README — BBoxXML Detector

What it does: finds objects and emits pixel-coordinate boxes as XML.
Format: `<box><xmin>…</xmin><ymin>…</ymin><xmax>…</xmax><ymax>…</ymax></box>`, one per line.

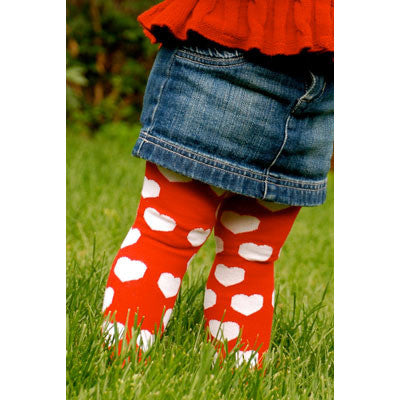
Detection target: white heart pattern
<box><xmin>235</xmin><ymin>350</ymin><xmax>259</xmax><ymax>367</ymax></box>
<box><xmin>238</xmin><ymin>242</ymin><xmax>273</xmax><ymax>262</ymax></box>
<box><xmin>214</xmin><ymin>235</ymin><xmax>224</xmax><ymax>254</ymax></box>
<box><xmin>220</xmin><ymin>211</ymin><xmax>260</xmax><ymax>234</ymax></box>
<box><xmin>102</xmin><ymin>321</ymin><xmax>125</xmax><ymax>343</ymax></box>
<box><xmin>120</xmin><ymin>228</ymin><xmax>141</xmax><ymax>248</ymax></box>
<box><xmin>231</xmin><ymin>294</ymin><xmax>264</xmax><ymax>316</ymax></box>
<box><xmin>187</xmin><ymin>227</ymin><xmax>211</xmax><ymax>246</ymax></box>
<box><xmin>114</xmin><ymin>257</ymin><xmax>147</xmax><ymax>282</ymax></box>
<box><xmin>209</xmin><ymin>320</ymin><xmax>240</xmax><ymax>342</ymax></box>
<box><xmin>203</xmin><ymin>288</ymin><xmax>217</xmax><ymax>309</ymax></box>
<box><xmin>136</xmin><ymin>329</ymin><xmax>155</xmax><ymax>352</ymax></box>
<box><xmin>141</xmin><ymin>176</ymin><xmax>160</xmax><ymax>198</ymax></box>
<box><xmin>214</xmin><ymin>264</ymin><xmax>245</xmax><ymax>287</ymax></box>
<box><xmin>212</xmin><ymin>352</ymin><xmax>219</xmax><ymax>368</ymax></box>
<box><xmin>157</xmin><ymin>165</ymin><xmax>192</xmax><ymax>182</ymax></box>
<box><xmin>186</xmin><ymin>253</ymin><xmax>196</xmax><ymax>270</ymax></box>
<box><xmin>257</xmin><ymin>199</ymin><xmax>290</xmax><ymax>212</ymax></box>
<box><xmin>102</xmin><ymin>287</ymin><xmax>114</xmax><ymax>311</ymax></box>
<box><xmin>158</xmin><ymin>273</ymin><xmax>181</xmax><ymax>298</ymax></box>
<box><xmin>143</xmin><ymin>207</ymin><xmax>176</xmax><ymax>231</ymax></box>
<box><xmin>163</xmin><ymin>308</ymin><xmax>173</xmax><ymax>329</ymax></box>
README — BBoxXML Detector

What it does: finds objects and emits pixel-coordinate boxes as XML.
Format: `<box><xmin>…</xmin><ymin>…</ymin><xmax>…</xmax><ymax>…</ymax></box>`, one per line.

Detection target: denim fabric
<box><xmin>132</xmin><ymin>38</ymin><xmax>334</xmax><ymax>206</ymax></box>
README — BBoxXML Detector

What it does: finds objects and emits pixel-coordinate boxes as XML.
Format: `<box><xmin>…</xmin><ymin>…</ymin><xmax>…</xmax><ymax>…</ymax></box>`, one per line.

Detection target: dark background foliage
<box><xmin>66</xmin><ymin>0</ymin><xmax>159</xmax><ymax>134</ymax></box>
<box><xmin>65</xmin><ymin>0</ymin><xmax>334</xmax><ymax>169</ymax></box>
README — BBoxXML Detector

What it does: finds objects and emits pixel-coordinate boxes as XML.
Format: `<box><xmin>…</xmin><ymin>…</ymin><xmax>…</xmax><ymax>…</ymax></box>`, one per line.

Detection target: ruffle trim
<box><xmin>138</xmin><ymin>0</ymin><xmax>333</xmax><ymax>56</ymax></box>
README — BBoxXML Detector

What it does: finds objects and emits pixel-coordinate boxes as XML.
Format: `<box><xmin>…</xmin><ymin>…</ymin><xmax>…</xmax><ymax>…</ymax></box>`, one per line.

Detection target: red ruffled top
<box><xmin>138</xmin><ymin>0</ymin><xmax>334</xmax><ymax>56</ymax></box>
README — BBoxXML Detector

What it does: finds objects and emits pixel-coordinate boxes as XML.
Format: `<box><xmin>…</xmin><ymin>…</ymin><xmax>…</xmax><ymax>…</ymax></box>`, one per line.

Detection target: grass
<box><xmin>67</xmin><ymin>123</ymin><xmax>333</xmax><ymax>399</ymax></box>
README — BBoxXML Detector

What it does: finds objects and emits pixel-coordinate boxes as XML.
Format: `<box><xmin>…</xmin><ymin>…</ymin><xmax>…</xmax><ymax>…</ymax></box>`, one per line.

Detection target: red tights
<box><xmin>102</xmin><ymin>162</ymin><xmax>300</xmax><ymax>367</ymax></box>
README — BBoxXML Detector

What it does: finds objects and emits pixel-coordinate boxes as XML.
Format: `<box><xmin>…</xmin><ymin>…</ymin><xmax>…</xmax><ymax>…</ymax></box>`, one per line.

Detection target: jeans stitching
<box><xmin>139</xmin><ymin>137</ymin><xmax>264</xmax><ymax>182</ymax></box>
<box><xmin>175</xmin><ymin>53</ymin><xmax>246</xmax><ymax>68</ymax></box>
<box><xmin>291</xmin><ymin>71</ymin><xmax>318</xmax><ymax>114</ymax></box>
<box><xmin>148</xmin><ymin>49</ymin><xmax>178</xmax><ymax>134</ymax></box>
<box><xmin>268</xmin><ymin>172</ymin><xmax>327</xmax><ymax>185</ymax></box>
<box><xmin>137</xmin><ymin>133</ymin><xmax>328</xmax><ymax>191</ymax></box>
<box><xmin>304</xmin><ymin>79</ymin><xmax>327</xmax><ymax>103</ymax></box>
<box><xmin>263</xmin><ymin>112</ymin><xmax>291</xmax><ymax>199</ymax></box>
<box><xmin>267</xmin><ymin>181</ymin><xmax>326</xmax><ymax>192</ymax></box>
<box><xmin>142</xmin><ymin>132</ymin><xmax>264</xmax><ymax>178</ymax></box>
<box><xmin>136</xmin><ymin>134</ymin><xmax>145</xmax><ymax>154</ymax></box>
<box><xmin>180</xmin><ymin>46</ymin><xmax>244</xmax><ymax>59</ymax></box>
<box><xmin>177</xmin><ymin>48</ymin><xmax>244</xmax><ymax>60</ymax></box>
<box><xmin>262</xmin><ymin>70</ymin><xmax>326</xmax><ymax>198</ymax></box>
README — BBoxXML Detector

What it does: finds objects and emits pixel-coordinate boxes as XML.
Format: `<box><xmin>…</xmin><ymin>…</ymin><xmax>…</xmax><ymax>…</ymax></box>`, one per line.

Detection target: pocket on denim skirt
<box><xmin>175</xmin><ymin>38</ymin><xmax>246</xmax><ymax>67</ymax></box>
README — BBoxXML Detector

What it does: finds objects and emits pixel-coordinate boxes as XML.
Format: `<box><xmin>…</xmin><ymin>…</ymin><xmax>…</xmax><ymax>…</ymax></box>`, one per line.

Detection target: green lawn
<box><xmin>67</xmin><ymin>123</ymin><xmax>333</xmax><ymax>399</ymax></box>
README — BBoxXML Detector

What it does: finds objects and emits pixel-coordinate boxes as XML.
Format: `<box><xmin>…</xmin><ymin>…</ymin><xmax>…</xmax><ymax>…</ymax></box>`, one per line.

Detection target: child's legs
<box><xmin>204</xmin><ymin>195</ymin><xmax>300</xmax><ymax>366</ymax></box>
<box><xmin>102</xmin><ymin>162</ymin><xmax>225</xmax><ymax>351</ymax></box>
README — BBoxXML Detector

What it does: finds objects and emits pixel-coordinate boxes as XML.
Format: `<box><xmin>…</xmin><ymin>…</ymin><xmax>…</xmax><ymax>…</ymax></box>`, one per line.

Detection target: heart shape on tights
<box><xmin>208</xmin><ymin>320</ymin><xmax>240</xmax><ymax>342</ymax></box>
<box><xmin>220</xmin><ymin>211</ymin><xmax>260</xmax><ymax>234</ymax></box>
<box><xmin>158</xmin><ymin>273</ymin><xmax>181</xmax><ymax>298</ymax></box>
<box><xmin>143</xmin><ymin>207</ymin><xmax>176</xmax><ymax>232</ymax></box>
<box><xmin>214</xmin><ymin>264</ymin><xmax>245</xmax><ymax>287</ymax></box>
<box><xmin>102</xmin><ymin>321</ymin><xmax>125</xmax><ymax>343</ymax></box>
<box><xmin>102</xmin><ymin>287</ymin><xmax>114</xmax><ymax>311</ymax></box>
<box><xmin>141</xmin><ymin>176</ymin><xmax>160</xmax><ymax>198</ymax></box>
<box><xmin>231</xmin><ymin>294</ymin><xmax>264</xmax><ymax>316</ymax></box>
<box><xmin>203</xmin><ymin>288</ymin><xmax>217</xmax><ymax>309</ymax></box>
<box><xmin>235</xmin><ymin>350</ymin><xmax>259</xmax><ymax>367</ymax></box>
<box><xmin>136</xmin><ymin>329</ymin><xmax>155</xmax><ymax>352</ymax></box>
<box><xmin>214</xmin><ymin>235</ymin><xmax>224</xmax><ymax>253</ymax></box>
<box><xmin>114</xmin><ymin>257</ymin><xmax>147</xmax><ymax>282</ymax></box>
<box><xmin>163</xmin><ymin>308</ymin><xmax>173</xmax><ymax>329</ymax></box>
<box><xmin>187</xmin><ymin>227</ymin><xmax>211</xmax><ymax>246</ymax></box>
<box><xmin>238</xmin><ymin>242</ymin><xmax>273</xmax><ymax>262</ymax></box>
<box><xmin>120</xmin><ymin>228</ymin><xmax>141</xmax><ymax>248</ymax></box>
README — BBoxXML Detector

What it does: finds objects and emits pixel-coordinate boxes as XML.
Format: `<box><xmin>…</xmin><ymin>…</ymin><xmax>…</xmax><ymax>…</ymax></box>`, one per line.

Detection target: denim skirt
<box><xmin>132</xmin><ymin>37</ymin><xmax>334</xmax><ymax>206</ymax></box>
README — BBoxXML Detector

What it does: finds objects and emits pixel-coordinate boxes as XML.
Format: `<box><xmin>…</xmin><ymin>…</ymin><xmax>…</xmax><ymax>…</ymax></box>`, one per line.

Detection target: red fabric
<box><xmin>138</xmin><ymin>0</ymin><xmax>333</xmax><ymax>56</ymax></box>
<box><xmin>103</xmin><ymin>162</ymin><xmax>300</xmax><ymax>367</ymax></box>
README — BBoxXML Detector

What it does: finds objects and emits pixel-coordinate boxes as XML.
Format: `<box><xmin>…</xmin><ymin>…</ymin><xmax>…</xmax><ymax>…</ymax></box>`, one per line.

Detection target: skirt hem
<box><xmin>132</xmin><ymin>131</ymin><xmax>327</xmax><ymax>207</ymax></box>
